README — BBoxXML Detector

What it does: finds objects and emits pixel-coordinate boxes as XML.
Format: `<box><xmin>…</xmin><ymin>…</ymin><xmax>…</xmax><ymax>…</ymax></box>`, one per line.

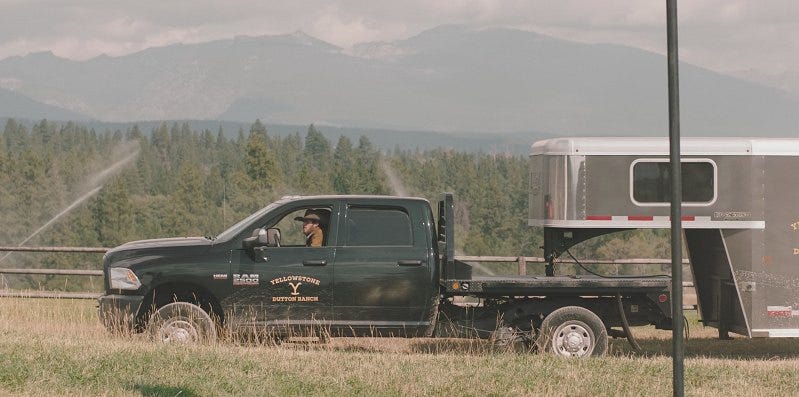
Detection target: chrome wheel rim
<box><xmin>552</xmin><ymin>322</ymin><xmax>594</xmax><ymax>357</ymax></box>
<box><xmin>158</xmin><ymin>319</ymin><xmax>199</xmax><ymax>343</ymax></box>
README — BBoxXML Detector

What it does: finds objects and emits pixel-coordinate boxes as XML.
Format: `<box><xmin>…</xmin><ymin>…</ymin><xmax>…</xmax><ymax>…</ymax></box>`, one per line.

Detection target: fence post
<box><xmin>517</xmin><ymin>256</ymin><xmax>526</xmax><ymax>276</ymax></box>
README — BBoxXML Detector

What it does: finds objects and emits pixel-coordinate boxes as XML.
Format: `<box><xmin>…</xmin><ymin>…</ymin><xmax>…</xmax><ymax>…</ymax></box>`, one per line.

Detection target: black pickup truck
<box><xmin>99</xmin><ymin>193</ymin><xmax>672</xmax><ymax>357</ymax></box>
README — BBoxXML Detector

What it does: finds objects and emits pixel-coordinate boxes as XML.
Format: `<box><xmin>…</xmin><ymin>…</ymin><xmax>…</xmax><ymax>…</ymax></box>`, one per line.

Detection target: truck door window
<box><xmin>272</xmin><ymin>207</ymin><xmax>332</xmax><ymax>246</ymax></box>
<box><xmin>345</xmin><ymin>207</ymin><xmax>412</xmax><ymax>246</ymax></box>
<box><xmin>631</xmin><ymin>159</ymin><xmax>716</xmax><ymax>205</ymax></box>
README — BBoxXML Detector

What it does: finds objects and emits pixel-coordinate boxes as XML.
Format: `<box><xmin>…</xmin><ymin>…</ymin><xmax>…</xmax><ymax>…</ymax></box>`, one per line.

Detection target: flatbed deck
<box><xmin>441</xmin><ymin>275</ymin><xmax>671</xmax><ymax>296</ymax></box>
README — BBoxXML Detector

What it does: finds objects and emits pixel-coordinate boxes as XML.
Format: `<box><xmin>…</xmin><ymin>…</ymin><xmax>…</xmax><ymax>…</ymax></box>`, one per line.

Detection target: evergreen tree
<box><xmin>275</xmin><ymin>132</ymin><xmax>302</xmax><ymax>185</ymax></box>
<box><xmin>165</xmin><ymin>162</ymin><xmax>215</xmax><ymax>236</ymax></box>
<box><xmin>243</xmin><ymin>121</ymin><xmax>281</xmax><ymax>189</ymax></box>
<box><xmin>332</xmin><ymin>135</ymin><xmax>354</xmax><ymax>193</ymax></box>
<box><xmin>91</xmin><ymin>178</ymin><xmax>134</xmax><ymax>246</ymax></box>
<box><xmin>353</xmin><ymin>135</ymin><xmax>386</xmax><ymax>194</ymax></box>
<box><xmin>286</xmin><ymin>125</ymin><xmax>332</xmax><ymax>193</ymax></box>
<box><xmin>0</xmin><ymin>126</ymin><xmax>5</xmax><ymax>169</ymax></box>
<box><xmin>3</xmin><ymin>118</ymin><xmax>28</xmax><ymax>152</ymax></box>
<box><xmin>127</xmin><ymin>124</ymin><xmax>143</xmax><ymax>141</ymax></box>
<box><xmin>303</xmin><ymin>124</ymin><xmax>332</xmax><ymax>165</ymax></box>
<box><xmin>31</xmin><ymin>119</ymin><xmax>55</xmax><ymax>151</ymax></box>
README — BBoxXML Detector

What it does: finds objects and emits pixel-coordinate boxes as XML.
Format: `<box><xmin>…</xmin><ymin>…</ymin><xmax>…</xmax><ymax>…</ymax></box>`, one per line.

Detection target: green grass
<box><xmin>1</xmin><ymin>299</ymin><xmax>799</xmax><ymax>396</ymax></box>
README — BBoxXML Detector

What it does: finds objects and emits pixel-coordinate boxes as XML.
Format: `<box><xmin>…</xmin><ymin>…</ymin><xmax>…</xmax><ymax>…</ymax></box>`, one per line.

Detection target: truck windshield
<box><xmin>214</xmin><ymin>202</ymin><xmax>281</xmax><ymax>242</ymax></box>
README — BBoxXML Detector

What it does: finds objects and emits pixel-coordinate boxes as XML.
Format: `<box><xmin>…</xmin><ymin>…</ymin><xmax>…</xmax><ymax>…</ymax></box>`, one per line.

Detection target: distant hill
<box><xmin>1</xmin><ymin>25</ymin><xmax>797</xmax><ymax>136</ymax></box>
<box><xmin>0</xmin><ymin>88</ymin><xmax>89</xmax><ymax>121</ymax></box>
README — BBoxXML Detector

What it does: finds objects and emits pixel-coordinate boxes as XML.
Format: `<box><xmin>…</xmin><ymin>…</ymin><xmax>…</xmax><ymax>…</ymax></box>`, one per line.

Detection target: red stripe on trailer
<box><xmin>584</xmin><ymin>215</ymin><xmax>709</xmax><ymax>223</ymax></box>
<box><xmin>767</xmin><ymin>306</ymin><xmax>793</xmax><ymax>317</ymax></box>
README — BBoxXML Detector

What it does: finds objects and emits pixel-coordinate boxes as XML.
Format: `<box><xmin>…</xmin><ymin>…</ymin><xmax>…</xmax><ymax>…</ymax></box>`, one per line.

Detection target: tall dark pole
<box><xmin>666</xmin><ymin>0</ymin><xmax>685</xmax><ymax>395</ymax></box>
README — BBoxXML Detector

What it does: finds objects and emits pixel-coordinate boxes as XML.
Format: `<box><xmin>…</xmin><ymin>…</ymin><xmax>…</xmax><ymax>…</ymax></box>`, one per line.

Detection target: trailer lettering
<box><xmin>713</xmin><ymin>211</ymin><xmax>751</xmax><ymax>220</ymax></box>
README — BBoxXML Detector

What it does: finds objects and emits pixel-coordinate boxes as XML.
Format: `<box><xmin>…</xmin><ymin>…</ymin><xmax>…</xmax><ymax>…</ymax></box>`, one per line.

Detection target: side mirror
<box><xmin>243</xmin><ymin>227</ymin><xmax>282</xmax><ymax>250</ymax></box>
<box><xmin>265</xmin><ymin>228</ymin><xmax>281</xmax><ymax>247</ymax></box>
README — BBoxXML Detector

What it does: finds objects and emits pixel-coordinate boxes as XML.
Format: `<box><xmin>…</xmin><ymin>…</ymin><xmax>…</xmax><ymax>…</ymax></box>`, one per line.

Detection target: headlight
<box><xmin>108</xmin><ymin>267</ymin><xmax>142</xmax><ymax>290</ymax></box>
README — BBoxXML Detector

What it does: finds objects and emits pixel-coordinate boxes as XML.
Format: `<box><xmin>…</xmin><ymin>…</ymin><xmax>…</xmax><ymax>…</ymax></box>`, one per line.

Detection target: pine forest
<box><xmin>0</xmin><ymin>119</ymin><xmax>670</xmax><ymax>291</ymax></box>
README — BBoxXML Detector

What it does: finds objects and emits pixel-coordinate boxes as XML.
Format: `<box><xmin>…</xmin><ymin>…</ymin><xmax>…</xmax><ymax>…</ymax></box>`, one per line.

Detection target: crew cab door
<box><xmin>231</xmin><ymin>203</ymin><xmax>336</xmax><ymax>330</ymax></box>
<box><xmin>332</xmin><ymin>201</ymin><xmax>436</xmax><ymax>336</ymax></box>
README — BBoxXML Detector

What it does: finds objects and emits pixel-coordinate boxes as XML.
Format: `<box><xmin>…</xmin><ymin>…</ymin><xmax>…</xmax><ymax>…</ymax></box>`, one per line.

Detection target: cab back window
<box><xmin>345</xmin><ymin>207</ymin><xmax>412</xmax><ymax>246</ymax></box>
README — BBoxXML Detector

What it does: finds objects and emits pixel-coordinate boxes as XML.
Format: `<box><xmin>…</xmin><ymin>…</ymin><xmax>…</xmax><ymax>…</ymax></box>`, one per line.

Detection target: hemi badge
<box><xmin>213</xmin><ymin>274</ymin><xmax>228</xmax><ymax>280</ymax></box>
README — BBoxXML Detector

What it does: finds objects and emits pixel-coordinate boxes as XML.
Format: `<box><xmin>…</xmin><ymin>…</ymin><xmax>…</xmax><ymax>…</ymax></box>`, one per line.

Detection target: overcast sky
<box><xmin>1</xmin><ymin>1</ymin><xmax>797</xmax><ymax>83</ymax></box>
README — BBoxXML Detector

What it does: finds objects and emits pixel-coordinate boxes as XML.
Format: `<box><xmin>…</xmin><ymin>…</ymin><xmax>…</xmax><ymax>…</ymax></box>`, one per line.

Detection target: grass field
<box><xmin>1</xmin><ymin>298</ymin><xmax>799</xmax><ymax>396</ymax></box>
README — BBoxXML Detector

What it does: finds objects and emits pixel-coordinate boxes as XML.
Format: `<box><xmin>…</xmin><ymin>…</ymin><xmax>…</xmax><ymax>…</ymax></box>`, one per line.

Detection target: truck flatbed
<box><xmin>442</xmin><ymin>275</ymin><xmax>671</xmax><ymax>296</ymax></box>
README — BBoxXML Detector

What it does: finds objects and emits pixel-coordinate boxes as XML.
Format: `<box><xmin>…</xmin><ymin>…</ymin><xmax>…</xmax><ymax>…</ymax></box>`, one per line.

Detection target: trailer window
<box><xmin>632</xmin><ymin>160</ymin><xmax>716</xmax><ymax>205</ymax></box>
<box><xmin>345</xmin><ymin>207</ymin><xmax>413</xmax><ymax>246</ymax></box>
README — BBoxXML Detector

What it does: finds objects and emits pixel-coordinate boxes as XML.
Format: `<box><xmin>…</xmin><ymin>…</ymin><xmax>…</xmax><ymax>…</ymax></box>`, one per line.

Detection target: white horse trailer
<box><xmin>529</xmin><ymin>137</ymin><xmax>799</xmax><ymax>338</ymax></box>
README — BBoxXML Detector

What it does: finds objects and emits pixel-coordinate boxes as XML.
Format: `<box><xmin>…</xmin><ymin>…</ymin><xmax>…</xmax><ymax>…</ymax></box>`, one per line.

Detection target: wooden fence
<box><xmin>0</xmin><ymin>246</ymin><xmax>107</xmax><ymax>299</ymax></box>
<box><xmin>0</xmin><ymin>246</ymin><xmax>693</xmax><ymax>300</ymax></box>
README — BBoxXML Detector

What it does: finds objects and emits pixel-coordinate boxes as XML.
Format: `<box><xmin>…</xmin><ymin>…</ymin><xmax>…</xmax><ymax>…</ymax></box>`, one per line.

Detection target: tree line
<box><xmin>0</xmin><ymin>119</ymin><xmax>668</xmax><ymax>291</ymax></box>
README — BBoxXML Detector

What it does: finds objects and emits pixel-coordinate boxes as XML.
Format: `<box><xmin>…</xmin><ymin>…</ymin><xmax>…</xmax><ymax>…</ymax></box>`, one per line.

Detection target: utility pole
<box><xmin>666</xmin><ymin>0</ymin><xmax>685</xmax><ymax>395</ymax></box>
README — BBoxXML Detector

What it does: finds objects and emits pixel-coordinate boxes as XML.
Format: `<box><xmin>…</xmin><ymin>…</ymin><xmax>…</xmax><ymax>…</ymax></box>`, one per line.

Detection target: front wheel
<box><xmin>148</xmin><ymin>302</ymin><xmax>218</xmax><ymax>344</ymax></box>
<box><xmin>536</xmin><ymin>306</ymin><xmax>608</xmax><ymax>357</ymax></box>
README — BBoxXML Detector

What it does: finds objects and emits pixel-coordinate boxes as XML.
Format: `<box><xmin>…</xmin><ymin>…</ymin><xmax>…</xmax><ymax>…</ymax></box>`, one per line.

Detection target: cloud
<box><xmin>100</xmin><ymin>16</ymin><xmax>151</xmax><ymax>40</ymax></box>
<box><xmin>0</xmin><ymin>0</ymin><xmax>796</xmax><ymax>85</ymax></box>
<box><xmin>310</xmin><ymin>11</ymin><xmax>378</xmax><ymax>47</ymax></box>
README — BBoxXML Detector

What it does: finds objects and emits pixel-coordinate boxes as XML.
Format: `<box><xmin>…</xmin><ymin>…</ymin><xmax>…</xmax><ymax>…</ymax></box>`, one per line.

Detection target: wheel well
<box><xmin>136</xmin><ymin>283</ymin><xmax>224</xmax><ymax>331</ymax></box>
<box><xmin>495</xmin><ymin>298</ymin><xmax>612</xmax><ymax>332</ymax></box>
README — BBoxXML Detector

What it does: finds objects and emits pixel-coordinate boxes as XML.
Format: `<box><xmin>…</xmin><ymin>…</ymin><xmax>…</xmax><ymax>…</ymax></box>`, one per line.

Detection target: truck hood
<box><xmin>103</xmin><ymin>237</ymin><xmax>216</xmax><ymax>269</ymax></box>
<box><xmin>104</xmin><ymin>237</ymin><xmax>213</xmax><ymax>264</ymax></box>
<box><xmin>111</xmin><ymin>237</ymin><xmax>212</xmax><ymax>252</ymax></box>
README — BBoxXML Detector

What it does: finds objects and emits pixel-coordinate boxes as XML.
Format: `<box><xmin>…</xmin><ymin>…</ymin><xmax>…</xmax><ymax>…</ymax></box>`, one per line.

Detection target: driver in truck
<box><xmin>295</xmin><ymin>210</ymin><xmax>324</xmax><ymax>247</ymax></box>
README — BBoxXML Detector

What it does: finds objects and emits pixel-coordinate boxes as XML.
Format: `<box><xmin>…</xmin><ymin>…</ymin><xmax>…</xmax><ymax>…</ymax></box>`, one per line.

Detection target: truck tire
<box><xmin>148</xmin><ymin>302</ymin><xmax>218</xmax><ymax>344</ymax></box>
<box><xmin>536</xmin><ymin>306</ymin><xmax>608</xmax><ymax>357</ymax></box>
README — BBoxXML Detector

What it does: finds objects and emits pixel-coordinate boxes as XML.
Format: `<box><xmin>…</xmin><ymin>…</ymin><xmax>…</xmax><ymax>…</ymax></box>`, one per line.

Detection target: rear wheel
<box><xmin>536</xmin><ymin>306</ymin><xmax>608</xmax><ymax>357</ymax></box>
<box><xmin>148</xmin><ymin>302</ymin><xmax>218</xmax><ymax>344</ymax></box>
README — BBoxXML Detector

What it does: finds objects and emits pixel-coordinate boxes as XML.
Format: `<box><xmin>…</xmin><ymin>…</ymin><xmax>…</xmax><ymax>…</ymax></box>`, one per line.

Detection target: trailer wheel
<box><xmin>536</xmin><ymin>306</ymin><xmax>608</xmax><ymax>357</ymax></box>
<box><xmin>148</xmin><ymin>302</ymin><xmax>218</xmax><ymax>344</ymax></box>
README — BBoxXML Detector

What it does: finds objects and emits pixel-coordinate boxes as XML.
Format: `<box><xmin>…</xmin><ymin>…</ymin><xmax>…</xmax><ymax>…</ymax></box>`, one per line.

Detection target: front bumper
<box><xmin>98</xmin><ymin>294</ymin><xmax>145</xmax><ymax>332</ymax></box>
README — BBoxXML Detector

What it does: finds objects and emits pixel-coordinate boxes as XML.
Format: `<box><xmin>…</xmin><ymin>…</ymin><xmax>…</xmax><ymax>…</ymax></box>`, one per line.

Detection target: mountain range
<box><xmin>1</xmin><ymin>25</ymin><xmax>797</xmax><ymax>137</ymax></box>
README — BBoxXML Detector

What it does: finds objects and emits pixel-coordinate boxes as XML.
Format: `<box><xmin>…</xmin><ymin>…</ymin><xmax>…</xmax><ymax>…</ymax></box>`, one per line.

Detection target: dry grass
<box><xmin>1</xmin><ymin>298</ymin><xmax>799</xmax><ymax>396</ymax></box>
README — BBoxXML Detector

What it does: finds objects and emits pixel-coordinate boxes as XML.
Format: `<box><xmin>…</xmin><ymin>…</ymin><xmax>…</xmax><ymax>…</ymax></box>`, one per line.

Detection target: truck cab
<box><xmin>99</xmin><ymin>195</ymin><xmax>441</xmax><ymax>341</ymax></box>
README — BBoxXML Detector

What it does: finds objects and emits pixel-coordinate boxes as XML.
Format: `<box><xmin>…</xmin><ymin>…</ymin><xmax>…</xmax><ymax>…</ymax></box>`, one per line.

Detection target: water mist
<box><xmin>0</xmin><ymin>142</ymin><xmax>140</xmax><ymax>263</ymax></box>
